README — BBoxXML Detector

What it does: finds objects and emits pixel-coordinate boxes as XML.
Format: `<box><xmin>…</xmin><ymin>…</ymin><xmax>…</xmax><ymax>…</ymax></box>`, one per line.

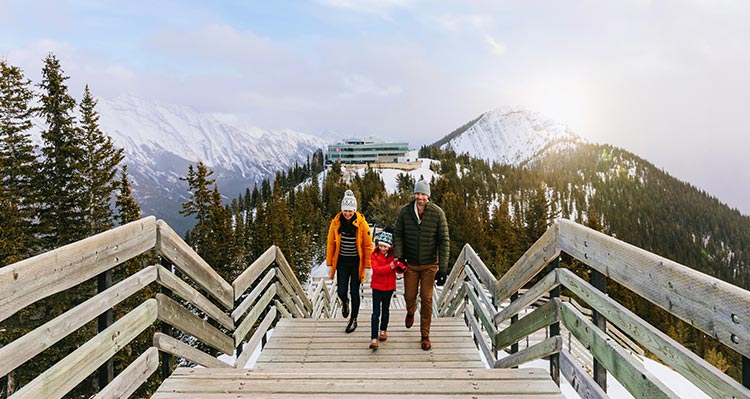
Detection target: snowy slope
<box><xmin>437</xmin><ymin>106</ymin><xmax>582</xmax><ymax>165</ymax></box>
<box><xmin>29</xmin><ymin>95</ymin><xmax>328</xmax><ymax>233</ymax></box>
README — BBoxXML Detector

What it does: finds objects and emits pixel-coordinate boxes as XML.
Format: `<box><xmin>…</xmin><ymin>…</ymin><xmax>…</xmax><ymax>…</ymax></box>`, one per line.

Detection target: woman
<box><xmin>326</xmin><ymin>189</ymin><xmax>373</xmax><ymax>333</ymax></box>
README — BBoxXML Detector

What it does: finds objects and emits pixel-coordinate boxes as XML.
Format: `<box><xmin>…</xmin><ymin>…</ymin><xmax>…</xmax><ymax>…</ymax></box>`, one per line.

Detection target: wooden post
<box><xmin>592</xmin><ymin>268</ymin><xmax>607</xmax><ymax>391</ymax></box>
<box><xmin>97</xmin><ymin>269</ymin><xmax>113</xmax><ymax>389</ymax></box>
<box><xmin>160</xmin><ymin>257</ymin><xmax>173</xmax><ymax>380</ymax></box>
<box><xmin>510</xmin><ymin>291</ymin><xmax>519</xmax><ymax>368</ymax></box>
<box><xmin>743</xmin><ymin>355</ymin><xmax>749</xmax><ymax>388</ymax></box>
<box><xmin>548</xmin><ymin>257</ymin><xmax>560</xmax><ymax>386</ymax></box>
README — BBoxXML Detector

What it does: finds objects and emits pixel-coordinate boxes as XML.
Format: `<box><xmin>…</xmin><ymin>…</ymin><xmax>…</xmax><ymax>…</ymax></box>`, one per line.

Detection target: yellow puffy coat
<box><xmin>326</xmin><ymin>212</ymin><xmax>373</xmax><ymax>282</ymax></box>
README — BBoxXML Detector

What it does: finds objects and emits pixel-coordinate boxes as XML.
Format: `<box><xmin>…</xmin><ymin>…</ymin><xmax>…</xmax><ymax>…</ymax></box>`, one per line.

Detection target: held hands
<box><xmin>393</xmin><ymin>258</ymin><xmax>407</xmax><ymax>274</ymax></box>
<box><xmin>435</xmin><ymin>270</ymin><xmax>447</xmax><ymax>286</ymax></box>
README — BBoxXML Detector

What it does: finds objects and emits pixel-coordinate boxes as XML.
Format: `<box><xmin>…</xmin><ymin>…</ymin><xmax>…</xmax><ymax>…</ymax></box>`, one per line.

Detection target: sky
<box><xmin>1</xmin><ymin>0</ymin><xmax>749</xmax><ymax>215</ymax></box>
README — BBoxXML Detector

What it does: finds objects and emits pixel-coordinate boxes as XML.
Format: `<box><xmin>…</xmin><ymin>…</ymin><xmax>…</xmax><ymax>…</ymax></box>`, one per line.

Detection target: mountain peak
<box><xmin>434</xmin><ymin>106</ymin><xmax>583</xmax><ymax>165</ymax></box>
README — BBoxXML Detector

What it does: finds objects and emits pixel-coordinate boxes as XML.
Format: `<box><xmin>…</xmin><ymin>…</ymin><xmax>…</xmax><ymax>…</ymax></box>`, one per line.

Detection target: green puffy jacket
<box><xmin>393</xmin><ymin>200</ymin><xmax>450</xmax><ymax>273</ymax></box>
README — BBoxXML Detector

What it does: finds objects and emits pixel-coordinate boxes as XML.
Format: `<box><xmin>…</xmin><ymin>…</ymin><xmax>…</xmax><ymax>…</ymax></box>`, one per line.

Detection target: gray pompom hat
<box><xmin>341</xmin><ymin>189</ymin><xmax>357</xmax><ymax>211</ymax></box>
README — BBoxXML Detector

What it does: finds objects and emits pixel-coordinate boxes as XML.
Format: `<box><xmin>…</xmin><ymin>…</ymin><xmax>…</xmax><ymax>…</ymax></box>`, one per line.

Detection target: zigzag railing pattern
<box><xmin>0</xmin><ymin>217</ymin><xmax>319</xmax><ymax>399</ymax></box>
<box><xmin>436</xmin><ymin>219</ymin><xmax>750</xmax><ymax>399</ymax></box>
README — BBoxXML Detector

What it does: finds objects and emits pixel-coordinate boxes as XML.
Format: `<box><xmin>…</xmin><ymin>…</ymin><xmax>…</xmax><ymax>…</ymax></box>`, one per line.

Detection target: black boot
<box><xmin>341</xmin><ymin>300</ymin><xmax>350</xmax><ymax>318</ymax></box>
<box><xmin>345</xmin><ymin>318</ymin><xmax>357</xmax><ymax>333</ymax></box>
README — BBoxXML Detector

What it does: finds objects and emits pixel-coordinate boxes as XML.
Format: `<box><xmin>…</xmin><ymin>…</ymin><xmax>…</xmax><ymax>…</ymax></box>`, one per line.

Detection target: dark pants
<box><xmin>371</xmin><ymin>289</ymin><xmax>394</xmax><ymax>339</ymax></box>
<box><xmin>336</xmin><ymin>257</ymin><xmax>360</xmax><ymax>319</ymax></box>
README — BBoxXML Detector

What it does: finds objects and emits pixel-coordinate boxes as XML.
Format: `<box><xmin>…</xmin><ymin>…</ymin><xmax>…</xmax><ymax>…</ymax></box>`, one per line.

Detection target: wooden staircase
<box><xmin>153</xmin><ymin>312</ymin><xmax>564</xmax><ymax>398</ymax></box>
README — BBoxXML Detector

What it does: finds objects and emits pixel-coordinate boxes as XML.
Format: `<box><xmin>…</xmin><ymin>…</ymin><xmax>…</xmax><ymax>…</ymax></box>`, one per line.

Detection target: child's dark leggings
<box><xmin>371</xmin><ymin>289</ymin><xmax>394</xmax><ymax>339</ymax></box>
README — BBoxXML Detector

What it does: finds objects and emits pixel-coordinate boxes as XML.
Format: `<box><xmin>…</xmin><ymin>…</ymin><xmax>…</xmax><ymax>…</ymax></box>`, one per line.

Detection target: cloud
<box><xmin>434</xmin><ymin>14</ymin><xmax>495</xmax><ymax>32</ymax></box>
<box><xmin>484</xmin><ymin>35</ymin><xmax>507</xmax><ymax>56</ymax></box>
<box><xmin>341</xmin><ymin>74</ymin><xmax>403</xmax><ymax>97</ymax></box>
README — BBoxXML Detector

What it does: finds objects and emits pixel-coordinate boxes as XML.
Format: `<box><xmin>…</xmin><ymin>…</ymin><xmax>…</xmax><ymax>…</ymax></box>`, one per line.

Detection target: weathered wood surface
<box><xmin>0</xmin><ymin>265</ymin><xmax>157</xmax><ymax>376</ymax></box>
<box><xmin>156</xmin><ymin>293</ymin><xmax>234</xmax><ymax>355</ymax></box>
<box><xmin>495</xmin><ymin>298</ymin><xmax>561</xmax><ymax>351</ymax></box>
<box><xmin>233</xmin><ymin>284</ymin><xmax>277</xmax><ymax>345</ymax></box>
<box><xmin>11</xmin><ymin>299</ymin><xmax>157</xmax><ymax>399</ymax></box>
<box><xmin>232</xmin><ymin>268</ymin><xmax>276</xmax><ymax>321</ymax></box>
<box><xmin>560</xmin><ymin>302</ymin><xmax>679</xmax><ymax>399</ymax></box>
<box><xmin>558</xmin><ymin>268</ymin><xmax>750</xmax><ymax>399</ymax></box>
<box><xmin>235</xmin><ymin>307</ymin><xmax>277</xmax><ymax>368</ymax></box>
<box><xmin>560</xmin><ymin>351</ymin><xmax>607</xmax><ymax>399</ymax></box>
<box><xmin>436</xmin><ymin>244</ymin><xmax>466</xmax><ymax>309</ymax></box>
<box><xmin>0</xmin><ymin>216</ymin><xmax>157</xmax><ymax>322</ymax></box>
<box><xmin>274</xmin><ymin>247</ymin><xmax>313</xmax><ymax>313</ymax></box>
<box><xmin>464</xmin><ymin>304</ymin><xmax>495</xmax><ymax>365</ymax></box>
<box><xmin>232</xmin><ymin>245</ymin><xmax>276</xmax><ymax>299</ymax></box>
<box><xmin>494</xmin><ymin>336</ymin><xmax>561</xmax><ymax>369</ymax></box>
<box><xmin>93</xmin><ymin>347</ymin><xmax>159</xmax><ymax>399</ymax></box>
<box><xmin>494</xmin><ymin>223</ymin><xmax>560</xmax><ymax>306</ymax></box>
<box><xmin>157</xmin><ymin>264</ymin><xmax>234</xmax><ymax>330</ymax></box>
<box><xmin>154</xmin><ymin>332</ymin><xmax>231</xmax><ymax>369</ymax></box>
<box><xmin>156</xmin><ymin>220</ymin><xmax>233</xmax><ymax>309</ymax></box>
<box><xmin>463</xmin><ymin>243</ymin><xmax>498</xmax><ymax>298</ymax></box>
<box><xmin>494</xmin><ymin>269</ymin><xmax>558</xmax><ymax>325</ymax></box>
<box><xmin>255</xmin><ymin>313</ymin><xmax>485</xmax><ymax>369</ymax></box>
<box><xmin>558</xmin><ymin>218</ymin><xmax>750</xmax><ymax>359</ymax></box>
<box><xmin>153</xmin><ymin>368</ymin><xmax>564</xmax><ymax>398</ymax></box>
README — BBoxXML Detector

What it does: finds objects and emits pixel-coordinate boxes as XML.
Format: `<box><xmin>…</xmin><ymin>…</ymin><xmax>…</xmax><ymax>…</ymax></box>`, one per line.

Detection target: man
<box><xmin>394</xmin><ymin>179</ymin><xmax>450</xmax><ymax>350</ymax></box>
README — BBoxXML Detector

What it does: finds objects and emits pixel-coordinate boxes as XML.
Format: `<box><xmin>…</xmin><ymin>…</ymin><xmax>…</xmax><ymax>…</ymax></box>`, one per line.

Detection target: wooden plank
<box><xmin>156</xmin><ymin>220</ymin><xmax>233</xmax><ymax>309</ymax></box>
<box><xmin>437</xmin><ymin>245</ymin><xmax>466</xmax><ymax>309</ymax></box>
<box><xmin>232</xmin><ymin>268</ymin><xmax>275</xmax><ymax>321</ymax></box>
<box><xmin>155</xmin><ymin>293</ymin><xmax>234</xmax><ymax>355</ymax></box>
<box><xmin>495</xmin><ymin>269</ymin><xmax>558</xmax><ymax>324</ymax></box>
<box><xmin>275</xmin><ymin>299</ymin><xmax>292</xmax><ymax>318</ymax></box>
<box><xmin>275</xmin><ymin>247</ymin><xmax>313</xmax><ymax>314</ymax></box>
<box><xmin>463</xmin><ymin>243</ymin><xmax>498</xmax><ymax>298</ymax></box>
<box><xmin>275</xmin><ymin>265</ymin><xmax>310</xmax><ymax>317</ymax></box>
<box><xmin>10</xmin><ymin>299</ymin><xmax>157</xmax><ymax>399</ymax></box>
<box><xmin>233</xmin><ymin>284</ymin><xmax>277</xmax><ymax>345</ymax></box>
<box><xmin>235</xmin><ymin>307</ymin><xmax>276</xmax><ymax>368</ymax></box>
<box><xmin>560</xmin><ymin>302</ymin><xmax>680</xmax><ymax>399</ymax></box>
<box><xmin>464</xmin><ymin>305</ymin><xmax>495</xmax><ymax>365</ymax></box>
<box><xmin>495</xmin><ymin>298</ymin><xmax>561</xmax><ymax>350</ymax></box>
<box><xmin>156</xmin><ymin>265</ymin><xmax>234</xmax><ymax>331</ymax></box>
<box><xmin>438</xmin><ymin>268</ymin><xmax>466</xmax><ymax>315</ymax></box>
<box><xmin>232</xmin><ymin>245</ymin><xmax>276</xmax><ymax>299</ymax></box>
<box><xmin>560</xmin><ymin>351</ymin><xmax>608</xmax><ymax>399</ymax></box>
<box><xmin>464</xmin><ymin>283</ymin><xmax>498</xmax><ymax>340</ymax></box>
<box><xmin>0</xmin><ymin>265</ymin><xmax>157</xmax><ymax>377</ymax></box>
<box><xmin>494</xmin><ymin>336</ymin><xmax>561</xmax><ymax>369</ymax></box>
<box><xmin>463</xmin><ymin>266</ymin><xmax>495</xmax><ymax>316</ymax></box>
<box><xmin>153</xmin><ymin>332</ymin><xmax>231</xmax><ymax>369</ymax></box>
<box><xmin>494</xmin><ymin>223</ymin><xmax>560</xmax><ymax>307</ymax></box>
<box><xmin>559</xmin><ymin>218</ymin><xmax>750</xmax><ymax>359</ymax></box>
<box><xmin>93</xmin><ymin>347</ymin><xmax>159</xmax><ymax>399</ymax></box>
<box><xmin>275</xmin><ymin>282</ymin><xmax>305</xmax><ymax>318</ymax></box>
<box><xmin>0</xmin><ymin>216</ymin><xmax>157</xmax><ymax>323</ymax></box>
<box><xmin>559</xmin><ymin>268</ymin><xmax>750</xmax><ymax>399</ymax></box>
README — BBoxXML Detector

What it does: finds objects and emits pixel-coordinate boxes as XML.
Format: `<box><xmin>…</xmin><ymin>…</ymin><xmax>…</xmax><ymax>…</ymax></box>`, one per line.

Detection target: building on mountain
<box><xmin>327</xmin><ymin>138</ymin><xmax>409</xmax><ymax>164</ymax></box>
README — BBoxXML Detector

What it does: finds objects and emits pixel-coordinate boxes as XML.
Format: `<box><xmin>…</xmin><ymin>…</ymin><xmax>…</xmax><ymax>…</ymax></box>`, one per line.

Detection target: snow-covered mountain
<box><xmin>434</xmin><ymin>106</ymin><xmax>583</xmax><ymax>165</ymax></box>
<box><xmin>30</xmin><ymin>95</ymin><xmax>328</xmax><ymax>233</ymax></box>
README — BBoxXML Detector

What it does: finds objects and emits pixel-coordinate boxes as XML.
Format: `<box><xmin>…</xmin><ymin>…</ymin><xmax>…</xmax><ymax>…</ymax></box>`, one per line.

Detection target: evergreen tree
<box><xmin>78</xmin><ymin>85</ymin><xmax>123</xmax><ymax>234</ymax></box>
<box><xmin>0</xmin><ymin>60</ymin><xmax>39</xmax><ymax>266</ymax></box>
<box><xmin>36</xmin><ymin>53</ymin><xmax>86</xmax><ymax>247</ymax></box>
<box><xmin>114</xmin><ymin>165</ymin><xmax>141</xmax><ymax>224</ymax></box>
<box><xmin>180</xmin><ymin>161</ymin><xmax>215</xmax><ymax>252</ymax></box>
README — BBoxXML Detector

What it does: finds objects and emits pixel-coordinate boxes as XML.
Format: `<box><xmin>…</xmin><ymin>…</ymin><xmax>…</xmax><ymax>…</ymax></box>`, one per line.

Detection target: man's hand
<box><xmin>435</xmin><ymin>270</ymin><xmax>447</xmax><ymax>286</ymax></box>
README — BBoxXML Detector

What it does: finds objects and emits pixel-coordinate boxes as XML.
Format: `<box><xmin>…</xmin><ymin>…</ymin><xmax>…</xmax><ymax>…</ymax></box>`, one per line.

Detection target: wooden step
<box><xmin>153</xmin><ymin>367</ymin><xmax>565</xmax><ymax>398</ymax></box>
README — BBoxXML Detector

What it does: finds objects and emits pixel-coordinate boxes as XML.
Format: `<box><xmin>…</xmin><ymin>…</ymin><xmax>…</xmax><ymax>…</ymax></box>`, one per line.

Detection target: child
<box><xmin>369</xmin><ymin>228</ymin><xmax>398</xmax><ymax>350</ymax></box>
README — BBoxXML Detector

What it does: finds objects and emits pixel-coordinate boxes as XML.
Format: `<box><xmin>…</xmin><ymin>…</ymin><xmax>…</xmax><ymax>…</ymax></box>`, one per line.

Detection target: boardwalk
<box><xmin>153</xmin><ymin>312</ymin><xmax>565</xmax><ymax>398</ymax></box>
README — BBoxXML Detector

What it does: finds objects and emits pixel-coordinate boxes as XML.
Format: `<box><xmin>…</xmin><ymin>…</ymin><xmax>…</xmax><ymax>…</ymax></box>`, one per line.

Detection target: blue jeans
<box><xmin>371</xmin><ymin>289</ymin><xmax>394</xmax><ymax>339</ymax></box>
<box><xmin>336</xmin><ymin>257</ymin><xmax>360</xmax><ymax>319</ymax></box>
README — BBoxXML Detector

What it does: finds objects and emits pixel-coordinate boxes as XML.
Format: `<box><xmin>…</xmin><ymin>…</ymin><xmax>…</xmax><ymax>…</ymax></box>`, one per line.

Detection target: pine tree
<box><xmin>114</xmin><ymin>165</ymin><xmax>141</xmax><ymax>224</ymax></box>
<box><xmin>78</xmin><ymin>85</ymin><xmax>123</xmax><ymax>234</ymax></box>
<box><xmin>36</xmin><ymin>53</ymin><xmax>86</xmax><ymax>247</ymax></box>
<box><xmin>0</xmin><ymin>60</ymin><xmax>39</xmax><ymax>266</ymax></box>
<box><xmin>180</xmin><ymin>162</ymin><xmax>215</xmax><ymax>252</ymax></box>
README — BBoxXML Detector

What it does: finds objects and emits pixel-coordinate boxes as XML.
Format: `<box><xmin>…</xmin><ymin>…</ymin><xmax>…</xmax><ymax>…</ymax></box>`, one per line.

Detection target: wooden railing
<box><xmin>436</xmin><ymin>218</ymin><xmax>750</xmax><ymax>399</ymax></box>
<box><xmin>0</xmin><ymin>217</ymin><xmax>316</xmax><ymax>399</ymax></box>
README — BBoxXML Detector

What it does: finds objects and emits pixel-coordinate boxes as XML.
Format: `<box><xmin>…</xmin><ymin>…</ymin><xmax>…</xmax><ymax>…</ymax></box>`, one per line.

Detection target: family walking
<box><xmin>326</xmin><ymin>181</ymin><xmax>450</xmax><ymax>351</ymax></box>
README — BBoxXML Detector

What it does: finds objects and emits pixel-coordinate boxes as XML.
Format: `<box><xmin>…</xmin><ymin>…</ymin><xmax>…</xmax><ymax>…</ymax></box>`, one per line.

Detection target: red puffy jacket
<box><xmin>370</xmin><ymin>250</ymin><xmax>396</xmax><ymax>291</ymax></box>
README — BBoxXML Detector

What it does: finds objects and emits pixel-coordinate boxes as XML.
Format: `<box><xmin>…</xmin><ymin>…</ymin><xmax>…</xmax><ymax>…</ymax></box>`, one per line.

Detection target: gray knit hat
<box><xmin>341</xmin><ymin>189</ymin><xmax>357</xmax><ymax>211</ymax></box>
<box><xmin>414</xmin><ymin>180</ymin><xmax>431</xmax><ymax>197</ymax></box>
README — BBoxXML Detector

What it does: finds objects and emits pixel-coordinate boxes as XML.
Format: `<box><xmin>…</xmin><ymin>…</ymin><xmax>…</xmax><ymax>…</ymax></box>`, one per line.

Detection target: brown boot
<box><xmin>378</xmin><ymin>330</ymin><xmax>388</xmax><ymax>341</ymax></box>
<box><xmin>421</xmin><ymin>336</ymin><xmax>431</xmax><ymax>351</ymax></box>
<box><xmin>405</xmin><ymin>313</ymin><xmax>414</xmax><ymax>328</ymax></box>
<box><xmin>369</xmin><ymin>339</ymin><xmax>379</xmax><ymax>350</ymax></box>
